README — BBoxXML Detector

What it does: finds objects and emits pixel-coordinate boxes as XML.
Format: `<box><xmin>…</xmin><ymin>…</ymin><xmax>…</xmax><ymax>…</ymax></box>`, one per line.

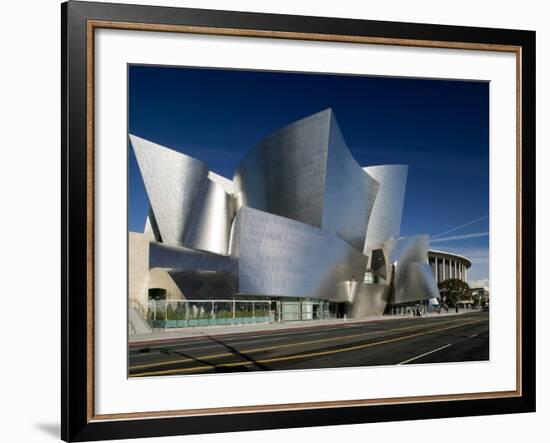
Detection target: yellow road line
<box><xmin>129</xmin><ymin>317</ymin><xmax>475</xmax><ymax>371</ymax></box>
<box><xmin>131</xmin><ymin>318</ymin><xmax>486</xmax><ymax>377</ymax></box>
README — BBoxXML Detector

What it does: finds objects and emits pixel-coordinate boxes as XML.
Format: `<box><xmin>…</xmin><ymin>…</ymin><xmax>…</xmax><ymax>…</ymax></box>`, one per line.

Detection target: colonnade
<box><xmin>429</xmin><ymin>256</ymin><xmax>468</xmax><ymax>283</ymax></box>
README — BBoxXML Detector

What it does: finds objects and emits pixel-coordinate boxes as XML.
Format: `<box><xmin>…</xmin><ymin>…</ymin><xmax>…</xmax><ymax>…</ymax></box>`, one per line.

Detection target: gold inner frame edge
<box><xmin>85</xmin><ymin>19</ymin><xmax>523</xmax><ymax>422</ymax></box>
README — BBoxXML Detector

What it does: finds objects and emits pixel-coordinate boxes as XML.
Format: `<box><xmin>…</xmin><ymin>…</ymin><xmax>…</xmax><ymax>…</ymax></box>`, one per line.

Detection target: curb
<box><xmin>128</xmin><ymin>314</ymin><xmax>446</xmax><ymax>347</ymax></box>
<box><xmin>128</xmin><ymin>311</ymin><xmax>479</xmax><ymax>347</ymax></box>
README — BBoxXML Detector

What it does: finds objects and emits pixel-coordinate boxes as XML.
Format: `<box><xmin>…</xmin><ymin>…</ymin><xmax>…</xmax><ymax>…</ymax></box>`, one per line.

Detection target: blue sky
<box><xmin>128</xmin><ymin>65</ymin><xmax>489</xmax><ymax>282</ymax></box>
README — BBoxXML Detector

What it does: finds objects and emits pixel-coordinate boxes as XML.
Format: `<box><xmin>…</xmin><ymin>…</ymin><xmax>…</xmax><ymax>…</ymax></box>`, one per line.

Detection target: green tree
<box><xmin>438</xmin><ymin>279</ymin><xmax>470</xmax><ymax>307</ymax></box>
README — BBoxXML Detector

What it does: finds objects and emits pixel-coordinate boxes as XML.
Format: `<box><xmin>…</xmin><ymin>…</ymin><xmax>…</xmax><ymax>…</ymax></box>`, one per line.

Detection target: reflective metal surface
<box><xmin>232</xmin><ymin>206</ymin><xmax>367</xmax><ymax>301</ymax></box>
<box><xmin>130</xmin><ymin>135</ymin><xmax>235</xmax><ymax>254</ymax></box>
<box><xmin>234</xmin><ymin>109</ymin><xmax>330</xmax><ymax>229</ymax></box>
<box><xmin>383</xmin><ymin>234</ymin><xmax>430</xmax><ymax>265</ymax></box>
<box><xmin>208</xmin><ymin>170</ymin><xmax>235</xmax><ymax>194</ymax></box>
<box><xmin>130</xmin><ymin>110</ymin><xmax>447</xmax><ymax>318</ymax></box>
<box><xmin>382</xmin><ymin>235</ymin><xmax>439</xmax><ymax>304</ymax></box>
<box><xmin>148</xmin><ymin>242</ymin><xmax>236</xmax><ymax>300</ymax></box>
<box><xmin>184</xmin><ymin>178</ymin><xmax>235</xmax><ymax>254</ymax></box>
<box><xmin>392</xmin><ymin>262</ymin><xmax>440</xmax><ymax>304</ymax></box>
<box><xmin>234</xmin><ymin>109</ymin><xmax>377</xmax><ymax>251</ymax></box>
<box><xmin>167</xmin><ymin>270</ymin><xmax>236</xmax><ymax>300</ymax></box>
<box><xmin>149</xmin><ymin>242</ymin><xmax>232</xmax><ymax>273</ymax></box>
<box><xmin>347</xmin><ymin>282</ymin><xmax>391</xmax><ymax>317</ymax></box>
<box><xmin>144</xmin><ymin>207</ymin><xmax>162</xmax><ymax>242</ymax></box>
<box><xmin>363</xmin><ymin>165</ymin><xmax>408</xmax><ymax>255</ymax></box>
<box><xmin>322</xmin><ymin>114</ymin><xmax>380</xmax><ymax>251</ymax></box>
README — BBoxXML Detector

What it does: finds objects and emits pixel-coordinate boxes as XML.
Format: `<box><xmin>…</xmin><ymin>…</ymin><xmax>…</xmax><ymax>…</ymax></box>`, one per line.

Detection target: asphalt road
<box><xmin>128</xmin><ymin>311</ymin><xmax>489</xmax><ymax>377</ymax></box>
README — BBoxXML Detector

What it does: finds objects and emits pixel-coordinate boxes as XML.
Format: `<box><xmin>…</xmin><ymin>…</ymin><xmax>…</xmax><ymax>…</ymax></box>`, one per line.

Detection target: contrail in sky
<box><xmin>431</xmin><ymin>215</ymin><xmax>489</xmax><ymax>239</ymax></box>
<box><xmin>430</xmin><ymin>232</ymin><xmax>489</xmax><ymax>243</ymax></box>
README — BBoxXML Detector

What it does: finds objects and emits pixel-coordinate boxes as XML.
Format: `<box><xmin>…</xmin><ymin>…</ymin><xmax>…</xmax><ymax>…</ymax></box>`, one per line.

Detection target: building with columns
<box><xmin>428</xmin><ymin>250</ymin><xmax>471</xmax><ymax>284</ymax></box>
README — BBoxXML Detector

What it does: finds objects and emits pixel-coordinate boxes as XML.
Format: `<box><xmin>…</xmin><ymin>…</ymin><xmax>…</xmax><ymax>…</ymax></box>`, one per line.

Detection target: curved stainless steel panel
<box><xmin>234</xmin><ymin>109</ymin><xmax>376</xmax><ymax>251</ymax></box>
<box><xmin>363</xmin><ymin>165</ymin><xmax>408</xmax><ymax>255</ymax></box>
<box><xmin>322</xmin><ymin>115</ymin><xmax>379</xmax><ymax>251</ymax></box>
<box><xmin>144</xmin><ymin>207</ymin><xmax>162</xmax><ymax>242</ymax></box>
<box><xmin>234</xmin><ymin>109</ymin><xmax>331</xmax><ymax>228</ymax></box>
<box><xmin>232</xmin><ymin>207</ymin><xmax>367</xmax><ymax>301</ymax></box>
<box><xmin>392</xmin><ymin>262</ymin><xmax>440</xmax><ymax>304</ymax></box>
<box><xmin>383</xmin><ymin>234</ymin><xmax>430</xmax><ymax>265</ymax></box>
<box><xmin>208</xmin><ymin>170</ymin><xmax>235</xmax><ymax>194</ymax></box>
<box><xmin>184</xmin><ymin>178</ymin><xmax>235</xmax><ymax>255</ymax></box>
<box><xmin>381</xmin><ymin>235</ymin><xmax>440</xmax><ymax>304</ymax></box>
<box><xmin>130</xmin><ymin>134</ymin><xmax>209</xmax><ymax>246</ymax></box>
<box><xmin>147</xmin><ymin>242</ymin><xmax>236</xmax><ymax>300</ymax></box>
<box><xmin>130</xmin><ymin>135</ymin><xmax>235</xmax><ymax>254</ymax></box>
<box><xmin>347</xmin><ymin>282</ymin><xmax>391</xmax><ymax>317</ymax></box>
<box><xmin>149</xmin><ymin>241</ymin><xmax>232</xmax><ymax>273</ymax></box>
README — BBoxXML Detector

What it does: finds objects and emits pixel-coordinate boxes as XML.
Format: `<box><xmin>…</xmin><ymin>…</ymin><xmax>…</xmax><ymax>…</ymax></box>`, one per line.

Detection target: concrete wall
<box><xmin>128</xmin><ymin>232</ymin><xmax>150</xmax><ymax>307</ymax></box>
<box><xmin>148</xmin><ymin>268</ymin><xmax>184</xmax><ymax>300</ymax></box>
<box><xmin>129</xmin><ymin>232</ymin><xmax>185</xmax><ymax>306</ymax></box>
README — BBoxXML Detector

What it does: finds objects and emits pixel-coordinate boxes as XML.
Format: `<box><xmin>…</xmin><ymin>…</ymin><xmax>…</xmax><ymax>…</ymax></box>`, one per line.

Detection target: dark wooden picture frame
<box><xmin>62</xmin><ymin>1</ymin><xmax>536</xmax><ymax>441</ymax></box>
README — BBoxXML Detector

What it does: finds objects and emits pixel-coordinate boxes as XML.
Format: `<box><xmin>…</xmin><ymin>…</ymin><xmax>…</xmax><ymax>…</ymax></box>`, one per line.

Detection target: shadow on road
<box><xmin>130</xmin><ymin>335</ymin><xmax>270</xmax><ymax>375</ymax></box>
<box><xmin>205</xmin><ymin>334</ymin><xmax>270</xmax><ymax>372</ymax></box>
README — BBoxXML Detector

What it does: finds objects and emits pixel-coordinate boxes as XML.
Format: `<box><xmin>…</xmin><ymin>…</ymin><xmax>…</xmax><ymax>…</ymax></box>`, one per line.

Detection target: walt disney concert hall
<box><xmin>129</xmin><ymin>109</ymin><xmax>440</xmax><ymax>324</ymax></box>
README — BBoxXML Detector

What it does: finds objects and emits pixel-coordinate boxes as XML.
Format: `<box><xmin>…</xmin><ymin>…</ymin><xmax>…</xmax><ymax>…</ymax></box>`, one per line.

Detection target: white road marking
<box><xmin>469</xmin><ymin>333</ymin><xmax>478</xmax><ymax>339</ymax></box>
<box><xmin>131</xmin><ymin>318</ymin><xmax>471</xmax><ymax>358</ymax></box>
<box><xmin>397</xmin><ymin>344</ymin><xmax>452</xmax><ymax>365</ymax></box>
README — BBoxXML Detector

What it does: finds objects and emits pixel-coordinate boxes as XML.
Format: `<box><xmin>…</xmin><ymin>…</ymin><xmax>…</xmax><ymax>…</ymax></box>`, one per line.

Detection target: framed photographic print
<box><xmin>61</xmin><ymin>1</ymin><xmax>536</xmax><ymax>441</ymax></box>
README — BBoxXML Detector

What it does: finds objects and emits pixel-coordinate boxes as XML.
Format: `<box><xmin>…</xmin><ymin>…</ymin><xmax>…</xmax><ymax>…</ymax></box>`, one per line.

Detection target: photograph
<box><xmin>127</xmin><ymin>65</ymin><xmax>490</xmax><ymax>377</ymax></box>
<box><xmin>57</xmin><ymin>1</ymin><xmax>536</xmax><ymax>440</ymax></box>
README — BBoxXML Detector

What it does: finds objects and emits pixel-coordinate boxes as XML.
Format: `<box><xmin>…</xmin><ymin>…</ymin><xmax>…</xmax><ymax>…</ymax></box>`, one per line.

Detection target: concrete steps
<box><xmin>129</xmin><ymin>307</ymin><xmax>152</xmax><ymax>335</ymax></box>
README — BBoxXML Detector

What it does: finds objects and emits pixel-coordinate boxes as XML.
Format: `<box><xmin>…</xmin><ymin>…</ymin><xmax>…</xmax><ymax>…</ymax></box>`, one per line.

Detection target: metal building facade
<box><xmin>129</xmin><ymin>109</ymin><xmax>445</xmax><ymax>317</ymax></box>
<box><xmin>234</xmin><ymin>109</ymin><xmax>378</xmax><ymax>252</ymax></box>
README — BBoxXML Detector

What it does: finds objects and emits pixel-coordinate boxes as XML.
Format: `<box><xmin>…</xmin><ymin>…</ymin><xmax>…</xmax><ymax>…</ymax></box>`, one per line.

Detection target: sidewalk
<box><xmin>129</xmin><ymin>309</ymin><xmax>474</xmax><ymax>345</ymax></box>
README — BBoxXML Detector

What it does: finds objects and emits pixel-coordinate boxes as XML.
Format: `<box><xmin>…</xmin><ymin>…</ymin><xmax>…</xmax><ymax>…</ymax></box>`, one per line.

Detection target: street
<box><xmin>128</xmin><ymin>311</ymin><xmax>489</xmax><ymax>377</ymax></box>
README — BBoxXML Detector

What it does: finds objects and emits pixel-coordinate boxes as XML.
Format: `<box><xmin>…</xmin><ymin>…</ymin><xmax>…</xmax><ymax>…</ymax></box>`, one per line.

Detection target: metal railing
<box><xmin>147</xmin><ymin>299</ymin><xmax>273</xmax><ymax>329</ymax></box>
<box><xmin>129</xmin><ymin>298</ymin><xmax>148</xmax><ymax>318</ymax></box>
<box><xmin>130</xmin><ymin>298</ymin><xmax>336</xmax><ymax>331</ymax></box>
<box><xmin>129</xmin><ymin>298</ymin><xmax>153</xmax><ymax>334</ymax></box>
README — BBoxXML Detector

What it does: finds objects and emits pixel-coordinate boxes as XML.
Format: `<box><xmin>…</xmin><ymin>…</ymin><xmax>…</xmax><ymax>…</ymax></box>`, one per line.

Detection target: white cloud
<box><xmin>431</xmin><ymin>216</ymin><xmax>488</xmax><ymax>239</ymax></box>
<box><xmin>468</xmin><ymin>278</ymin><xmax>490</xmax><ymax>291</ymax></box>
<box><xmin>430</xmin><ymin>232</ymin><xmax>489</xmax><ymax>243</ymax></box>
